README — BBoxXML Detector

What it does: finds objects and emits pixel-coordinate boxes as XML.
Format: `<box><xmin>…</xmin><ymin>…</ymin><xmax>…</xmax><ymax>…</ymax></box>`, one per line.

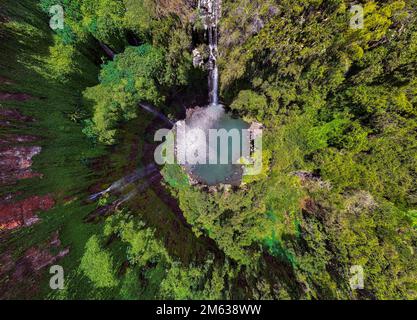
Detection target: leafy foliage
<box><xmin>80</xmin><ymin>235</ymin><xmax>119</xmax><ymax>288</ymax></box>
<box><xmin>83</xmin><ymin>45</ymin><xmax>167</xmax><ymax>144</ymax></box>
<box><xmin>3</xmin><ymin>0</ymin><xmax>416</xmax><ymax>300</ymax></box>
<box><xmin>169</xmin><ymin>0</ymin><xmax>417</xmax><ymax>299</ymax></box>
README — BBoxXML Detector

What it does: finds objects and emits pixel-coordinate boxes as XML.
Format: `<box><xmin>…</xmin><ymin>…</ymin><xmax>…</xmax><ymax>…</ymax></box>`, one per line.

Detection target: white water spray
<box><xmin>209</xmin><ymin>44</ymin><xmax>219</xmax><ymax>106</ymax></box>
<box><xmin>88</xmin><ymin>164</ymin><xmax>157</xmax><ymax>201</ymax></box>
<box><xmin>175</xmin><ymin>104</ymin><xmax>225</xmax><ymax>166</ymax></box>
<box><xmin>139</xmin><ymin>102</ymin><xmax>174</xmax><ymax>127</ymax></box>
<box><xmin>174</xmin><ymin>0</ymin><xmax>224</xmax><ymax>167</ymax></box>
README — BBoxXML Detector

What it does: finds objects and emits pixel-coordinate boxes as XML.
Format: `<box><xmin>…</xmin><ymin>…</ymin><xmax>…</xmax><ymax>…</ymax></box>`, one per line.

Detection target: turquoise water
<box><xmin>188</xmin><ymin>112</ymin><xmax>249</xmax><ymax>186</ymax></box>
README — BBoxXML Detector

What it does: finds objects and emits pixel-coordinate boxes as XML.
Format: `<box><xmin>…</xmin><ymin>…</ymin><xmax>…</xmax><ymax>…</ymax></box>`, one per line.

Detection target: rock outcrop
<box><xmin>0</xmin><ymin>107</ymin><xmax>52</xmax><ymax>231</ymax></box>
<box><xmin>0</xmin><ymin>145</ymin><xmax>43</xmax><ymax>185</ymax></box>
<box><xmin>0</xmin><ymin>194</ymin><xmax>55</xmax><ymax>230</ymax></box>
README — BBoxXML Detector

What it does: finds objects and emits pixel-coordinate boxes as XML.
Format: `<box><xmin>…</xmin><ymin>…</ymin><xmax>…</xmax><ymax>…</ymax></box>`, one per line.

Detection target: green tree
<box><xmin>80</xmin><ymin>235</ymin><xmax>118</xmax><ymax>288</ymax></box>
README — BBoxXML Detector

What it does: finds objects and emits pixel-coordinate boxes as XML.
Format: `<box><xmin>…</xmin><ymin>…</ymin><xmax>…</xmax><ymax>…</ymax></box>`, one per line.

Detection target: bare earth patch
<box><xmin>0</xmin><ymin>194</ymin><xmax>55</xmax><ymax>230</ymax></box>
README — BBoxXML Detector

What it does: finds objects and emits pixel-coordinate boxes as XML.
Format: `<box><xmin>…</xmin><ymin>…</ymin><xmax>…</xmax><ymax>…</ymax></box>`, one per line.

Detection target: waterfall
<box><xmin>87</xmin><ymin>164</ymin><xmax>157</xmax><ymax>202</ymax></box>
<box><xmin>139</xmin><ymin>102</ymin><xmax>175</xmax><ymax>127</ymax></box>
<box><xmin>209</xmin><ymin>32</ymin><xmax>219</xmax><ymax>106</ymax></box>
<box><xmin>199</xmin><ymin>0</ymin><xmax>221</xmax><ymax>106</ymax></box>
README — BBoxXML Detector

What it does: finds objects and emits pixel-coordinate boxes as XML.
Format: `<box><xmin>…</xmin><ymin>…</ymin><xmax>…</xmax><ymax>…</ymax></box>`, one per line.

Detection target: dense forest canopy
<box><xmin>0</xmin><ymin>0</ymin><xmax>416</xmax><ymax>300</ymax></box>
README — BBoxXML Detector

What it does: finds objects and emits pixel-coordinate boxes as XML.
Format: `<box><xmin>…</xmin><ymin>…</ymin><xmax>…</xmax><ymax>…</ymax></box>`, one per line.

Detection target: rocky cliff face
<box><xmin>0</xmin><ymin>107</ymin><xmax>54</xmax><ymax>230</ymax></box>
<box><xmin>198</xmin><ymin>0</ymin><xmax>222</xmax><ymax>28</ymax></box>
<box><xmin>0</xmin><ymin>194</ymin><xmax>55</xmax><ymax>230</ymax></box>
<box><xmin>0</xmin><ymin>145</ymin><xmax>43</xmax><ymax>185</ymax></box>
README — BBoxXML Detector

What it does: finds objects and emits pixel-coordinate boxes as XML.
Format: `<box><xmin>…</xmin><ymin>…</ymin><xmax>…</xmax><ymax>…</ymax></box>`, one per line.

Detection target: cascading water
<box><xmin>87</xmin><ymin>0</ymin><xmax>240</xmax><ymax>205</ymax></box>
<box><xmin>88</xmin><ymin>164</ymin><xmax>157</xmax><ymax>202</ymax></box>
<box><xmin>173</xmin><ymin>0</ymin><xmax>250</xmax><ymax>186</ymax></box>
<box><xmin>139</xmin><ymin>102</ymin><xmax>174</xmax><ymax>127</ymax></box>
<box><xmin>210</xmin><ymin>49</ymin><xmax>219</xmax><ymax>106</ymax></box>
<box><xmin>199</xmin><ymin>0</ymin><xmax>221</xmax><ymax>106</ymax></box>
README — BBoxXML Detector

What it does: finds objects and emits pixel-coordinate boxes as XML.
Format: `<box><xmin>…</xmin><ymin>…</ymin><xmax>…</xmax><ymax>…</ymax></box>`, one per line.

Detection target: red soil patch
<box><xmin>0</xmin><ymin>194</ymin><xmax>55</xmax><ymax>230</ymax></box>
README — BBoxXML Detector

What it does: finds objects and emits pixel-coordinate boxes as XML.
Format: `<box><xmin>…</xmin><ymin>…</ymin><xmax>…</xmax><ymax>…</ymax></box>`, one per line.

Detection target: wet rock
<box><xmin>193</xmin><ymin>48</ymin><xmax>204</xmax><ymax>68</ymax></box>
<box><xmin>249</xmin><ymin>121</ymin><xmax>263</xmax><ymax>138</ymax></box>
<box><xmin>0</xmin><ymin>194</ymin><xmax>55</xmax><ymax>230</ymax></box>
<box><xmin>198</xmin><ymin>0</ymin><xmax>222</xmax><ymax>28</ymax></box>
